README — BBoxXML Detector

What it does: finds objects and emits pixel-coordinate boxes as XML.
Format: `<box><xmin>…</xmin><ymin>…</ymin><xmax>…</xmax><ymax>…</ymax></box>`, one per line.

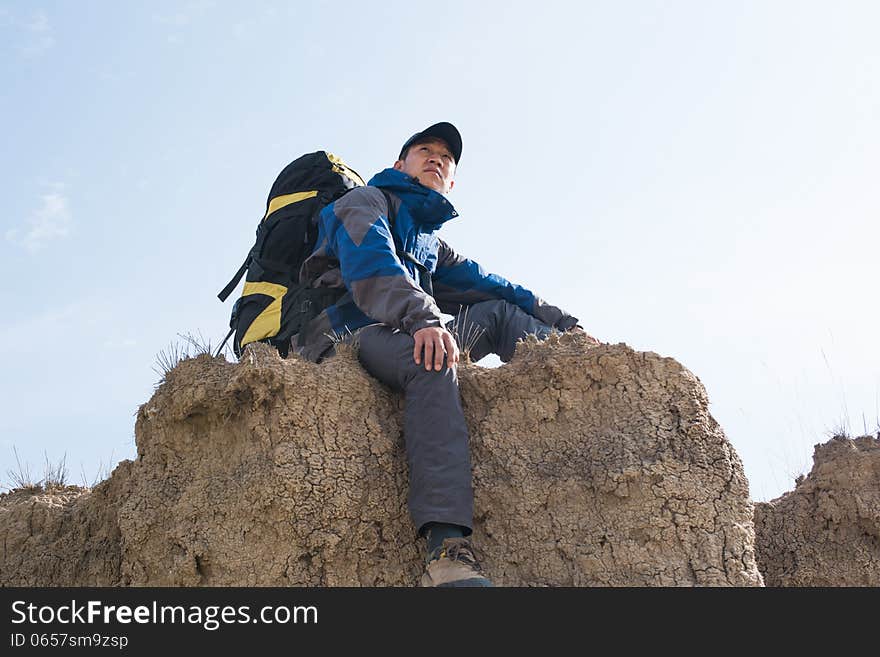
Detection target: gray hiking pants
<box><xmin>356</xmin><ymin>299</ymin><xmax>555</xmax><ymax>535</ymax></box>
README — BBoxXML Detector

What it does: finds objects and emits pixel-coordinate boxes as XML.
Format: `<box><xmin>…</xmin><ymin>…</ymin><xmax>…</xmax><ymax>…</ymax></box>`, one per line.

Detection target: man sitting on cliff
<box><xmin>296</xmin><ymin>122</ymin><xmax>596</xmax><ymax>587</ymax></box>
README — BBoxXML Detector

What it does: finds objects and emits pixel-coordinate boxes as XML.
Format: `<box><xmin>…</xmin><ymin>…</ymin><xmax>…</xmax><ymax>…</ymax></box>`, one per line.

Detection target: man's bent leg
<box><xmin>453</xmin><ymin>299</ymin><xmax>555</xmax><ymax>363</ymax></box>
<box><xmin>356</xmin><ymin>324</ymin><xmax>474</xmax><ymax>535</ymax></box>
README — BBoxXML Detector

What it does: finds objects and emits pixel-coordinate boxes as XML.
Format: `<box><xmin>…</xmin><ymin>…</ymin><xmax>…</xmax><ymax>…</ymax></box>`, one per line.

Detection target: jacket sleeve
<box><xmin>308</xmin><ymin>187</ymin><xmax>445</xmax><ymax>335</ymax></box>
<box><xmin>432</xmin><ymin>238</ymin><xmax>580</xmax><ymax>330</ymax></box>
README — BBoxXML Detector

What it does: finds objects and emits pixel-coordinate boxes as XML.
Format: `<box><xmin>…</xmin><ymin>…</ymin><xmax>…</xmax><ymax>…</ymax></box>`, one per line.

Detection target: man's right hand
<box><xmin>413</xmin><ymin>326</ymin><xmax>460</xmax><ymax>371</ymax></box>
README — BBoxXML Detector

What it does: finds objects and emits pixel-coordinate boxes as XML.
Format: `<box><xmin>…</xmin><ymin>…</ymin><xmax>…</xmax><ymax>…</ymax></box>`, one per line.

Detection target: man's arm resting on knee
<box><xmin>433</xmin><ymin>239</ymin><xmax>602</xmax><ymax>343</ymax></box>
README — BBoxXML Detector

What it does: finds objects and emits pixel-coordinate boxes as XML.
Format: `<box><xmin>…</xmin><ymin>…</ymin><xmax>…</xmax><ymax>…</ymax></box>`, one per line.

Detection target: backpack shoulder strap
<box><xmin>218</xmin><ymin>252</ymin><xmax>252</xmax><ymax>301</ymax></box>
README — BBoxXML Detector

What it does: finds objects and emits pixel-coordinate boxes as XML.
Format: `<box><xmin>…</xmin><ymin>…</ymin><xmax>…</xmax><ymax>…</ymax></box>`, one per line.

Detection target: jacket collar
<box><xmin>368</xmin><ymin>168</ymin><xmax>458</xmax><ymax>228</ymax></box>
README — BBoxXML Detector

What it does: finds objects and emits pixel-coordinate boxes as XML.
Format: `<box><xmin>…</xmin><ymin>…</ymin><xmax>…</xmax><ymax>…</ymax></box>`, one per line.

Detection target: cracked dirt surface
<box><xmin>0</xmin><ymin>468</ymin><xmax>131</xmax><ymax>586</ymax></box>
<box><xmin>1</xmin><ymin>334</ymin><xmax>763</xmax><ymax>586</ymax></box>
<box><xmin>754</xmin><ymin>434</ymin><xmax>880</xmax><ymax>586</ymax></box>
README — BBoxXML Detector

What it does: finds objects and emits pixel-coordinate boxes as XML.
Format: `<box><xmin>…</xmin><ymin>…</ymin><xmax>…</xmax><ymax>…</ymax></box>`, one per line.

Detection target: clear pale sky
<box><xmin>1</xmin><ymin>1</ymin><xmax>878</xmax><ymax>502</ymax></box>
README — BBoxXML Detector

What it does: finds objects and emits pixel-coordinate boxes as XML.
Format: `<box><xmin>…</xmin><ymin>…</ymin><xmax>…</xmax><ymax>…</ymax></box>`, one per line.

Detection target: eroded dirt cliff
<box><xmin>1</xmin><ymin>334</ymin><xmax>763</xmax><ymax>586</ymax></box>
<box><xmin>754</xmin><ymin>434</ymin><xmax>880</xmax><ymax>586</ymax></box>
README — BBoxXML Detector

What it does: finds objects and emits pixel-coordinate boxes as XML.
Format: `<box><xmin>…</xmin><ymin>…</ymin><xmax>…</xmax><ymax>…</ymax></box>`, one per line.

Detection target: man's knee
<box><xmin>454</xmin><ymin>299</ymin><xmax>555</xmax><ymax>363</ymax></box>
<box><xmin>469</xmin><ymin>299</ymin><xmax>517</xmax><ymax>316</ymax></box>
<box><xmin>456</xmin><ymin>299</ymin><xmax>509</xmax><ymax>332</ymax></box>
<box><xmin>460</xmin><ymin>299</ymin><xmax>546</xmax><ymax>335</ymax></box>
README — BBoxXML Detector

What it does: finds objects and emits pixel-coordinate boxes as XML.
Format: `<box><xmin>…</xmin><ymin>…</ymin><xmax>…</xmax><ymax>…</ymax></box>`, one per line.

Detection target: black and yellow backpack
<box><xmin>217</xmin><ymin>151</ymin><xmax>365</xmax><ymax>358</ymax></box>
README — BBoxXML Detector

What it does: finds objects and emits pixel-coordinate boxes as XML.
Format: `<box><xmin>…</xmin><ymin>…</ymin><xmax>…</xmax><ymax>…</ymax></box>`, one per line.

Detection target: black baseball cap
<box><xmin>398</xmin><ymin>122</ymin><xmax>462</xmax><ymax>164</ymax></box>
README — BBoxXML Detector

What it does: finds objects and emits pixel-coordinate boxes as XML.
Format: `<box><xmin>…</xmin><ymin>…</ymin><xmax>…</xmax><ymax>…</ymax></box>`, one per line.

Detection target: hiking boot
<box><xmin>420</xmin><ymin>537</ymin><xmax>494</xmax><ymax>587</ymax></box>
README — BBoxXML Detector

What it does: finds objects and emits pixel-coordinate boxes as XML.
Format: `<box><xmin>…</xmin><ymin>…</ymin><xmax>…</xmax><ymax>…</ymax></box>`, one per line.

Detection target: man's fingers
<box><xmin>443</xmin><ymin>332</ymin><xmax>459</xmax><ymax>366</ymax></box>
<box><xmin>434</xmin><ymin>335</ymin><xmax>445</xmax><ymax>370</ymax></box>
<box><xmin>413</xmin><ymin>335</ymin><xmax>421</xmax><ymax>364</ymax></box>
<box><xmin>569</xmin><ymin>325</ymin><xmax>601</xmax><ymax>345</ymax></box>
<box><xmin>423</xmin><ymin>337</ymin><xmax>434</xmax><ymax>371</ymax></box>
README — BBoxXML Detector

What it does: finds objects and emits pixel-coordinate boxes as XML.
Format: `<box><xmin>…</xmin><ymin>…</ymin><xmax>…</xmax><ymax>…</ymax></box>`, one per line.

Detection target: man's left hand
<box><xmin>568</xmin><ymin>326</ymin><xmax>601</xmax><ymax>345</ymax></box>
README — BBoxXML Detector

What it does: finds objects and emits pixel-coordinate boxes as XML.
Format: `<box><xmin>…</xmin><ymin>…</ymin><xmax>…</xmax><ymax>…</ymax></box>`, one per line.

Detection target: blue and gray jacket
<box><xmin>294</xmin><ymin>167</ymin><xmax>578</xmax><ymax>361</ymax></box>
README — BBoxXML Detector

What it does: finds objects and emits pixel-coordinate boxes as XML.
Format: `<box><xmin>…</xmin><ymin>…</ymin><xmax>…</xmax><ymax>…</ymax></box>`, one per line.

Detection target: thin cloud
<box><xmin>6</xmin><ymin>192</ymin><xmax>72</xmax><ymax>253</ymax></box>
<box><xmin>0</xmin><ymin>298</ymin><xmax>88</xmax><ymax>345</ymax></box>
<box><xmin>152</xmin><ymin>0</ymin><xmax>215</xmax><ymax>28</ymax></box>
<box><xmin>152</xmin><ymin>0</ymin><xmax>215</xmax><ymax>45</ymax></box>
<box><xmin>19</xmin><ymin>10</ymin><xmax>55</xmax><ymax>57</ymax></box>
<box><xmin>231</xmin><ymin>7</ymin><xmax>278</xmax><ymax>41</ymax></box>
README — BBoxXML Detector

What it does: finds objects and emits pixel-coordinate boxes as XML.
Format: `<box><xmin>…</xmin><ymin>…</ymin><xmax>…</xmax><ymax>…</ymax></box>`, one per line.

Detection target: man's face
<box><xmin>393</xmin><ymin>138</ymin><xmax>456</xmax><ymax>194</ymax></box>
